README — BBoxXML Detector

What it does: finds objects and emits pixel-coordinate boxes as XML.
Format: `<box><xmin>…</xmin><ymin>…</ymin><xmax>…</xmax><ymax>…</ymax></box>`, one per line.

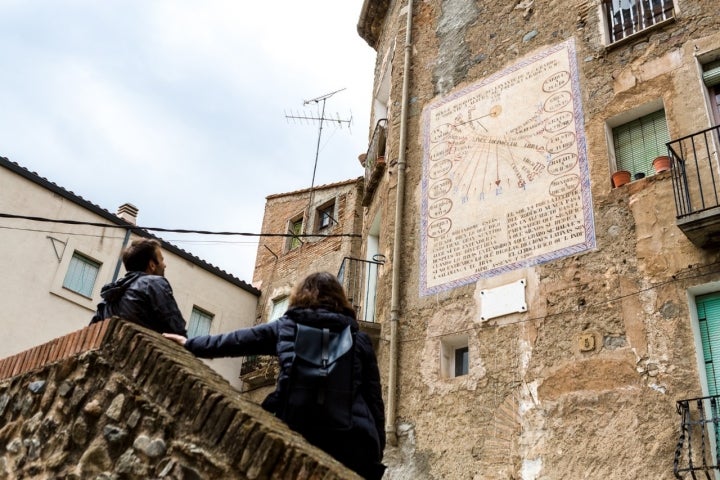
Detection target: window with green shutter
<box><xmin>697</xmin><ymin>292</ymin><xmax>720</xmax><ymax>396</ymax></box>
<box><xmin>612</xmin><ymin>109</ymin><xmax>670</xmax><ymax>178</ymax></box>
<box><xmin>62</xmin><ymin>252</ymin><xmax>101</xmax><ymax>298</ymax></box>
<box><xmin>187</xmin><ymin>307</ymin><xmax>214</xmax><ymax>338</ymax></box>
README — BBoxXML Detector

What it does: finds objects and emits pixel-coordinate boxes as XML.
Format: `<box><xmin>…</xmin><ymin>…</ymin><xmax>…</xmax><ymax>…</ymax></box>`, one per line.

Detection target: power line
<box><xmin>0</xmin><ymin>212</ymin><xmax>360</xmax><ymax>238</ymax></box>
<box><xmin>375</xmin><ymin>261</ymin><xmax>720</xmax><ymax>344</ymax></box>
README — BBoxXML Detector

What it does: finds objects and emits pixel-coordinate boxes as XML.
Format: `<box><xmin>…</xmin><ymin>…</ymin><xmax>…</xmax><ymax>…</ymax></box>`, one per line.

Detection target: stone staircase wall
<box><xmin>0</xmin><ymin>318</ymin><xmax>359</xmax><ymax>479</ymax></box>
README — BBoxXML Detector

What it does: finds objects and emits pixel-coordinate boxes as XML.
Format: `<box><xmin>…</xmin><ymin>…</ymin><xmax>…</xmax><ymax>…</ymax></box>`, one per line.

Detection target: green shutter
<box><xmin>63</xmin><ymin>253</ymin><xmax>100</xmax><ymax>297</ymax></box>
<box><xmin>187</xmin><ymin>308</ymin><xmax>213</xmax><ymax>338</ymax></box>
<box><xmin>612</xmin><ymin>110</ymin><xmax>670</xmax><ymax>177</ymax></box>
<box><xmin>697</xmin><ymin>292</ymin><xmax>720</xmax><ymax>396</ymax></box>
<box><xmin>703</xmin><ymin>60</ymin><xmax>720</xmax><ymax>88</ymax></box>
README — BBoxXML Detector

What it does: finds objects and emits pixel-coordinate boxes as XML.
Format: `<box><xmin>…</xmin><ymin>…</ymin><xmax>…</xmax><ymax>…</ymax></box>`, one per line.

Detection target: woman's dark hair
<box><xmin>122</xmin><ymin>239</ymin><xmax>161</xmax><ymax>272</ymax></box>
<box><xmin>289</xmin><ymin>272</ymin><xmax>354</xmax><ymax>314</ymax></box>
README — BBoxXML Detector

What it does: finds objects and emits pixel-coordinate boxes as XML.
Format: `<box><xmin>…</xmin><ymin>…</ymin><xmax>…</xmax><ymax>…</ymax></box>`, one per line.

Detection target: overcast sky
<box><xmin>0</xmin><ymin>1</ymin><xmax>377</xmax><ymax>284</ymax></box>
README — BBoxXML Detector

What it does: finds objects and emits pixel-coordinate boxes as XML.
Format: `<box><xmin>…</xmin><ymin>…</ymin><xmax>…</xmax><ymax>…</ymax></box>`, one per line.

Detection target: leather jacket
<box><xmin>90</xmin><ymin>271</ymin><xmax>187</xmax><ymax>336</ymax></box>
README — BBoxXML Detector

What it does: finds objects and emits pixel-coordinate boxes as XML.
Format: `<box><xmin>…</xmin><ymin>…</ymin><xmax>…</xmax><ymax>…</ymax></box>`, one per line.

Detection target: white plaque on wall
<box><xmin>480</xmin><ymin>279</ymin><xmax>527</xmax><ymax>321</ymax></box>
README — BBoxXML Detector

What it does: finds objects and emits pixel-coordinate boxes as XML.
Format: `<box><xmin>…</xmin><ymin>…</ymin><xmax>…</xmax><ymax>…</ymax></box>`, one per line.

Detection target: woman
<box><xmin>164</xmin><ymin>272</ymin><xmax>386</xmax><ymax>479</ymax></box>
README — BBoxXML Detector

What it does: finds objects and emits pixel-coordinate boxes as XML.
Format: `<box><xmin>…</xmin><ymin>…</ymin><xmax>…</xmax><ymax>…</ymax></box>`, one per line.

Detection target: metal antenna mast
<box><xmin>285</xmin><ymin>88</ymin><xmax>352</xmax><ymax>235</ymax></box>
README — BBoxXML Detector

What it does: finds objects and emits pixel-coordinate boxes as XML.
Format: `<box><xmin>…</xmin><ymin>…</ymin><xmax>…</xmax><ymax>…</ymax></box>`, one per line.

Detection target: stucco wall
<box><xmin>0</xmin><ymin>161</ymin><xmax>259</xmax><ymax>389</ymax></box>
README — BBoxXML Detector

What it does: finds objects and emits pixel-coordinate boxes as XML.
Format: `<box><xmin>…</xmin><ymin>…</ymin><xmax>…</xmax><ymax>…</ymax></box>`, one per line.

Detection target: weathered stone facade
<box><xmin>0</xmin><ymin>319</ymin><xmax>359</xmax><ymax>479</ymax></box>
<box><xmin>357</xmin><ymin>0</ymin><xmax>720</xmax><ymax>479</ymax></box>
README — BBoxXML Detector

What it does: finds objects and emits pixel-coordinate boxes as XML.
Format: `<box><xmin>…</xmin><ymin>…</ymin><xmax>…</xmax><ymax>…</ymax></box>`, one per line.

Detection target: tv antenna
<box><xmin>285</xmin><ymin>88</ymin><xmax>352</xmax><ymax>235</ymax></box>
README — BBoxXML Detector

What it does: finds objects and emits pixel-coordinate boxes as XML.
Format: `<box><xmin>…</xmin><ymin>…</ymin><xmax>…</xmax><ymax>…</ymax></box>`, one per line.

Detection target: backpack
<box><xmin>282</xmin><ymin>323</ymin><xmax>355</xmax><ymax>431</ymax></box>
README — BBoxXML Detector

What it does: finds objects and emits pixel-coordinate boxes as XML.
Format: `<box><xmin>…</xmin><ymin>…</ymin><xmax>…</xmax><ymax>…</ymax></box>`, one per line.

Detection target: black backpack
<box><xmin>282</xmin><ymin>323</ymin><xmax>355</xmax><ymax>431</ymax></box>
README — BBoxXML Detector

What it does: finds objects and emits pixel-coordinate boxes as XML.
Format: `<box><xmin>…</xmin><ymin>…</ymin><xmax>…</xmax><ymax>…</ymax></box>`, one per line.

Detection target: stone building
<box><xmin>242</xmin><ymin>178</ymin><xmax>383</xmax><ymax>401</ymax></box>
<box><xmin>355</xmin><ymin>0</ymin><xmax>720</xmax><ymax>478</ymax></box>
<box><xmin>0</xmin><ymin>157</ymin><xmax>260</xmax><ymax>389</ymax></box>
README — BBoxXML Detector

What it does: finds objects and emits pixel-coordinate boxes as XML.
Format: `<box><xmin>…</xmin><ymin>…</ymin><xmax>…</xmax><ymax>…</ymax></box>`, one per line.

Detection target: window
<box><xmin>187</xmin><ymin>307</ymin><xmax>214</xmax><ymax>338</ymax></box>
<box><xmin>696</xmin><ymin>293</ymin><xmax>720</xmax><ymax>396</ymax></box>
<box><xmin>441</xmin><ymin>335</ymin><xmax>469</xmax><ymax>378</ymax></box>
<box><xmin>269</xmin><ymin>296</ymin><xmax>289</xmax><ymax>322</ymax></box>
<box><xmin>287</xmin><ymin>216</ymin><xmax>303</xmax><ymax>250</ymax></box>
<box><xmin>612</xmin><ymin>109</ymin><xmax>670</xmax><ymax>178</ymax></box>
<box><xmin>316</xmin><ymin>201</ymin><xmax>336</xmax><ymax>231</ymax></box>
<box><xmin>454</xmin><ymin>347</ymin><xmax>469</xmax><ymax>377</ymax></box>
<box><xmin>603</xmin><ymin>0</ymin><xmax>674</xmax><ymax>44</ymax></box>
<box><xmin>62</xmin><ymin>252</ymin><xmax>100</xmax><ymax>297</ymax></box>
<box><xmin>702</xmin><ymin>59</ymin><xmax>720</xmax><ymax>125</ymax></box>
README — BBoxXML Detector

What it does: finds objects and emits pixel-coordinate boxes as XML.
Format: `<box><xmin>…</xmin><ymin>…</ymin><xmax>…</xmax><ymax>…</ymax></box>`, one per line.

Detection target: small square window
<box><xmin>317</xmin><ymin>202</ymin><xmax>336</xmax><ymax>231</ymax></box>
<box><xmin>612</xmin><ymin>109</ymin><xmax>670</xmax><ymax>178</ymax></box>
<box><xmin>187</xmin><ymin>307</ymin><xmax>214</xmax><ymax>338</ymax></box>
<box><xmin>62</xmin><ymin>252</ymin><xmax>101</xmax><ymax>298</ymax></box>
<box><xmin>287</xmin><ymin>217</ymin><xmax>303</xmax><ymax>250</ymax></box>
<box><xmin>440</xmin><ymin>335</ymin><xmax>469</xmax><ymax>378</ymax></box>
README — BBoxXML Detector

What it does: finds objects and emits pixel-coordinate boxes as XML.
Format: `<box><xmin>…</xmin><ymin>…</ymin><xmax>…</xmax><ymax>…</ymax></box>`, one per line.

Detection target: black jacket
<box><xmin>90</xmin><ymin>271</ymin><xmax>187</xmax><ymax>336</ymax></box>
<box><xmin>185</xmin><ymin>307</ymin><xmax>386</xmax><ymax>479</ymax></box>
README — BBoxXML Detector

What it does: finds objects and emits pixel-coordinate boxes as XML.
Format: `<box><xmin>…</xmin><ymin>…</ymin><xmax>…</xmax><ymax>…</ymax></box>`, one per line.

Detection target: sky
<box><xmin>0</xmin><ymin>1</ymin><xmax>377</xmax><ymax>284</ymax></box>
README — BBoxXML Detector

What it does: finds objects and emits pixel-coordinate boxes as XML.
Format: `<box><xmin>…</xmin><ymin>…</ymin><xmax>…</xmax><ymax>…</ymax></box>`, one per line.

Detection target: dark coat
<box><xmin>185</xmin><ymin>307</ymin><xmax>386</xmax><ymax>479</ymax></box>
<box><xmin>90</xmin><ymin>271</ymin><xmax>187</xmax><ymax>336</ymax></box>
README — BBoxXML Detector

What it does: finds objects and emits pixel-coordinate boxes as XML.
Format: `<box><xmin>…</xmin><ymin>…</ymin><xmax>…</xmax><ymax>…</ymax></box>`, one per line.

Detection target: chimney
<box><xmin>116</xmin><ymin>203</ymin><xmax>139</xmax><ymax>225</ymax></box>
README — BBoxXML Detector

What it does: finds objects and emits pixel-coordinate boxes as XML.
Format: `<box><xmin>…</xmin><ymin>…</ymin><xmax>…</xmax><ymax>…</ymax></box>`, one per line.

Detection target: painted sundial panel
<box><xmin>420</xmin><ymin>39</ymin><xmax>596</xmax><ymax>296</ymax></box>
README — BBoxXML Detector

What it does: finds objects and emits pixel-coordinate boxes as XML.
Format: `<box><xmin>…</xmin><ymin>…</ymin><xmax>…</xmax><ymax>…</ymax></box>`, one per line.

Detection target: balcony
<box><xmin>362</xmin><ymin>119</ymin><xmax>388</xmax><ymax>206</ymax></box>
<box><xmin>239</xmin><ymin>355</ymin><xmax>278</xmax><ymax>391</ymax></box>
<box><xmin>668</xmin><ymin>124</ymin><xmax>720</xmax><ymax>248</ymax></box>
<box><xmin>674</xmin><ymin>395</ymin><xmax>720</xmax><ymax>478</ymax></box>
<box><xmin>337</xmin><ymin>256</ymin><xmax>385</xmax><ymax>347</ymax></box>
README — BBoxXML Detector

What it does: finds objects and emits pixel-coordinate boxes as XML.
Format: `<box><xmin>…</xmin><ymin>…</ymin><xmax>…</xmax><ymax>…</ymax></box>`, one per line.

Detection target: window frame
<box><xmin>601</xmin><ymin>0</ymin><xmax>675</xmax><ymax>46</ymax></box>
<box><xmin>269</xmin><ymin>296</ymin><xmax>290</xmax><ymax>322</ymax></box>
<box><xmin>287</xmin><ymin>215</ymin><xmax>304</xmax><ymax>251</ymax></box>
<box><xmin>187</xmin><ymin>306</ymin><xmax>214</xmax><ymax>338</ymax></box>
<box><xmin>62</xmin><ymin>251</ymin><xmax>101</xmax><ymax>298</ymax></box>
<box><xmin>440</xmin><ymin>335</ymin><xmax>469</xmax><ymax>378</ymax></box>
<box><xmin>316</xmin><ymin>200</ymin><xmax>337</xmax><ymax>232</ymax></box>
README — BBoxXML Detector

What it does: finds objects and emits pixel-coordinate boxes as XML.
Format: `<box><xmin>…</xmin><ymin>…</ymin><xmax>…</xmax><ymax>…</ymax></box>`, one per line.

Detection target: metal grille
<box><xmin>674</xmin><ymin>395</ymin><xmax>720</xmax><ymax>479</ymax></box>
<box><xmin>603</xmin><ymin>0</ymin><xmax>673</xmax><ymax>43</ymax></box>
<box><xmin>337</xmin><ymin>256</ymin><xmax>385</xmax><ymax>323</ymax></box>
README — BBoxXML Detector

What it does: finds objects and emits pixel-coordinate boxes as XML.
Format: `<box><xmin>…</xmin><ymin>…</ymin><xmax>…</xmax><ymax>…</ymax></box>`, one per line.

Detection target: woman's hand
<box><xmin>163</xmin><ymin>333</ymin><xmax>187</xmax><ymax>346</ymax></box>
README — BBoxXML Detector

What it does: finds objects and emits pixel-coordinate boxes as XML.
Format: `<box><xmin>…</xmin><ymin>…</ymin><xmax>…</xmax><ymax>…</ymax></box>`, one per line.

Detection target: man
<box><xmin>90</xmin><ymin>239</ymin><xmax>187</xmax><ymax>336</ymax></box>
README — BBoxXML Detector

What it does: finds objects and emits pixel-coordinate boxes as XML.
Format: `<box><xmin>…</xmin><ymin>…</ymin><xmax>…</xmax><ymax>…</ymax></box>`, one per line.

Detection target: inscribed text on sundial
<box><xmin>420</xmin><ymin>40</ymin><xmax>595</xmax><ymax>296</ymax></box>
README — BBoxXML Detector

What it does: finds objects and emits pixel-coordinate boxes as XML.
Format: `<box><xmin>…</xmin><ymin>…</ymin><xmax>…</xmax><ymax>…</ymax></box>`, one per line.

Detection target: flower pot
<box><xmin>634</xmin><ymin>172</ymin><xmax>645</xmax><ymax>180</ymax></box>
<box><xmin>612</xmin><ymin>170</ymin><xmax>631</xmax><ymax>188</ymax></box>
<box><xmin>652</xmin><ymin>155</ymin><xmax>671</xmax><ymax>173</ymax></box>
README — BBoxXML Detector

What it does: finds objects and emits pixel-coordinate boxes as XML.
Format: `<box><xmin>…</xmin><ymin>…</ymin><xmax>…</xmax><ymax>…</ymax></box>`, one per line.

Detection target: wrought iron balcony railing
<box><xmin>337</xmin><ymin>255</ymin><xmax>385</xmax><ymax>323</ymax></box>
<box><xmin>668</xmin><ymin>125</ymin><xmax>720</xmax><ymax>248</ymax></box>
<box><xmin>674</xmin><ymin>394</ymin><xmax>720</xmax><ymax>479</ymax></box>
<box><xmin>239</xmin><ymin>355</ymin><xmax>278</xmax><ymax>391</ymax></box>
<box><xmin>362</xmin><ymin>119</ymin><xmax>388</xmax><ymax>206</ymax></box>
<box><xmin>669</xmin><ymin>124</ymin><xmax>720</xmax><ymax>219</ymax></box>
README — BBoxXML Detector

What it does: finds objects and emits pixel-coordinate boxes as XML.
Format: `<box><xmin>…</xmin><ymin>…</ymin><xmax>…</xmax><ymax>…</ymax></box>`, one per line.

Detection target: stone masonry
<box><xmin>0</xmin><ymin>318</ymin><xmax>359</xmax><ymax>479</ymax></box>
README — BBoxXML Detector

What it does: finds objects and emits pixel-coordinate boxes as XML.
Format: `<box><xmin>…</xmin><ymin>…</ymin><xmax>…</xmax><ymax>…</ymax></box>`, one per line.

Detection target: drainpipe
<box><xmin>386</xmin><ymin>0</ymin><xmax>413</xmax><ymax>447</ymax></box>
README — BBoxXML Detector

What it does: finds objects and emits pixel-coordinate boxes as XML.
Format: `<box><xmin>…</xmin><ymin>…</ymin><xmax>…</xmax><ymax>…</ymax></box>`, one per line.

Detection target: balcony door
<box><xmin>696</xmin><ymin>292</ymin><xmax>720</xmax><ymax>471</ymax></box>
<box><xmin>698</xmin><ymin>292</ymin><xmax>720</xmax><ymax>396</ymax></box>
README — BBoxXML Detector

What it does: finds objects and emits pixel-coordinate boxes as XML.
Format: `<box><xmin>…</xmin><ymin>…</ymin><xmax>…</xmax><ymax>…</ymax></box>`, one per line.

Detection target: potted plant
<box><xmin>652</xmin><ymin>155</ymin><xmax>671</xmax><ymax>173</ymax></box>
<box><xmin>612</xmin><ymin>170</ymin><xmax>631</xmax><ymax>188</ymax></box>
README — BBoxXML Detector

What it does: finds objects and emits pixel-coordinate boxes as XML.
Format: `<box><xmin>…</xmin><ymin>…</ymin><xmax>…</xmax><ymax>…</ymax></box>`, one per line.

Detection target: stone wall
<box><xmin>0</xmin><ymin>318</ymin><xmax>359</xmax><ymax>479</ymax></box>
<box><xmin>358</xmin><ymin>0</ymin><xmax>720</xmax><ymax>478</ymax></box>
